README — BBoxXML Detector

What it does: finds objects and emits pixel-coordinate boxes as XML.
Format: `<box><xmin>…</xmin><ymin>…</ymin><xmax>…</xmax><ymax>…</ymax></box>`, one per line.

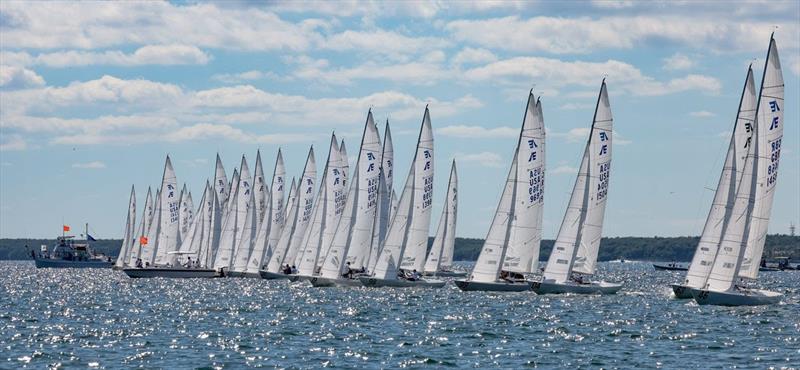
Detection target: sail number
<box><xmin>367</xmin><ymin>176</ymin><xmax>379</xmax><ymax>208</ymax></box>
<box><xmin>767</xmin><ymin>138</ymin><xmax>781</xmax><ymax>188</ymax></box>
<box><xmin>422</xmin><ymin>176</ymin><xmax>434</xmax><ymax>208</ymax></box>
<box><xmin>529</xmin><ymin>168</ymin><xmax>545</xmax><ymax>203</ymax></box>
<box><xmin>597</xmin><ymin>161</ymin><xmax>611</xmax><ymax>201</ymax></box>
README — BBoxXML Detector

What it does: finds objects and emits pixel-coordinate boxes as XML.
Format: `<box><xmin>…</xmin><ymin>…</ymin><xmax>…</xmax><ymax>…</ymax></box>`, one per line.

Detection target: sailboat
<box><xmin>455</xmin><ymin>90</ymin><xmax>544</xmax><ymax>292</ymax></box>
<box><xmin>244</xmin><ymin>149</ymin><xmax>286</xmax><ymax>277</ymax></box>
<box><xmin>292</xmin><ymin>135</ymin><xmax>346</xmax><ymax>281</ymax></box>
<box><xmin>694</xmin><ymin>35</ymin><xmax>784</xmax><ymax>306</ymax></box>
<box><xmin>532</xmin><ymin>80</ymin><xmax>621</xmax><ymax>295</ymax></box>
<box><xmin>113</xmin><ymin>186</ymin><xmax>136</xmax><ymax>269</ymax></box>
<box><xmin>359</xmin><ymin>107</ymin><xmax>445</xmax><ymax>288</ymax></box>
<box><xmin>423</xmin><ymin>161</ymin><xmax>463</xmax><ymax>277</ymax></box>
<box><xmin>261</xmin><ymin>147</ymin><xmax>316</xmax><ymax>279</ymax></box>
<box><xmin>671</xmin><ymin>67</ymin><xmax>757</xmax><ymax>299</ymax></box>
<box><xmin>310</xmin><ymin>110</ymin><xmax>382</xmax><ymax>287</ymax></box>
<box><xmin>126</xmin><ymin>187</ymin><xmax>153</xmax><ymax>266</ymax></box>
<box><xmin>367</xmin><ymin>120</ymin><xmax>394</xmax><ymax>274</ymax></box>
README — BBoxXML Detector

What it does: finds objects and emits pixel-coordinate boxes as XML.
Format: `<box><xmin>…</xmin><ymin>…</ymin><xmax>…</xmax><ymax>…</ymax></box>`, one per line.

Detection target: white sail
<box><xmin>265</xmin><ymin>177</ymin><xmax>298</xmax><ymax>272</ymax></box>
<box><xmin>340</xmin><ymin>139</ymin><xmax>349</xmax><ymax>181</ymax></box>
<box><xmin>177</xmin><ymin>184</ymin><xmax>188</xmax><ymax>242</ymax></box>
<box><xmin>504</xmin><ymin>94</ymin><xmax>546</xmax><ymax>274</ymax></box>
<box><xmin>200</xmin><ymin>185</ymin><xmax>222</xmax><ymax>267</ymax></box>
<box><xmin>267</xmin><ymin>146</ymin><xmax>317</xmax><ymax>272</ymax></box>
<box><xmin>706</xmin><ymin>36</ymin><xmax>784</xmax><ymax>290</ymax></box>
<box><xmin>141</xmin><ymin>191</ymin><xmax>162</xmax><ymax>265</ymax></box>
<box><xmin>740</xmin><ymin>36</ymin><xmax>784</xmax><ymax>279</ymax></box>
<box><xmin>231</xmin><ymin>156</ymin><xmax>255</xmax><ymax>272</ymax></box>
<box><xmin>177</xmin><ymin>182</ymin><xmax>208</xmax><ymax>260</ymax></box>
<box><xmin>424</xmin><ymin>161</ymin><xmax>458</xmax><ymax>274</ymax></box>
<box><xmin>232</xmin><ymin>190</ymin><xmax>257</xmax><ymax>273</ymax></box>
<box><xmin>320</xmin><ymin>111</ymin><xmax>382</xmax><ymax>278</ymax></box>
<box><xmin>390</xmin><ymin>190</ymin><xmax>398</xmax><ymax>220</ymax></box>
<box><xmin>214</xmin><ymin>154</ymin><xmax>229</xmax><ymax>212</ymax></box>
<box><xmin>683</xmin><ymin>67</ymin><xmax>757</xmax><ymax>289</ymax></box>
<box><xmin>253</xmin><ymin>150</ymin><xmax>268</xmax><ymax>229</ymax></box>
<box><xmin>115</xmin><ymin>186</ymin><xmax>136</xmax><ymax>268</ymax></box>
<box><xmin>247</xmin><ymin>149</ymin><xmax>286</xmax><ymax>274</ymax></box>
<box><xmin>367</xmin><ymin>121</ymin><xmax>395</xmax><ymax>271</ymax></box>
<box><xmin>296</xmin><ymin>135</ymin><xmax>345</xmax><ymax>275</ymax></box>
<box><xmin>213</xmin><ymin>168</ymin><xmax>239</xmax><ymax>269</ymax></box>
<box><xmin>154</xmin><ymin>156</ymin><xmax>180</xmax><ymax>266</ymax></box>
<box><xmin>373</xmin><ymin>107</ymin><xmax>434</xmax><ymax>279</ymax></box>
<box><xmin>129</xmin><ymin>187</ymin><xmax>153</xmax><ymax>265</ymax></box>
<box><xmin>544</xmin><ymin>80</ymin><xmax>612</xmax><ymax>282</ymax></box>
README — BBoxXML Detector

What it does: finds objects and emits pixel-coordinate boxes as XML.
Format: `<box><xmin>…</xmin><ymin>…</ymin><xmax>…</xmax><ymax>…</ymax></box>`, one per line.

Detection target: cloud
<box><xmin>0</xmin><ymin>65</ymin><xmax>45</xmax><ymax>89</ymax></box>
<box><xmin>551</xmin><ymin>165</ymin><xmax>578</xmax><ymax>174</ymax></box>
<box><xmin>690</xmin><ymin>110</ymin><xmax>716</xmax><ymax>118</ymax></box>
<box><xmin>72</xmin><ymin>161</ymin><xmax>106</xmax><ymax>169</ymax></box>
<box><xmin>0</xmin><ymin>2</ymin><xmax>322</xmax><ymax>51</ymax></box>
<box><xmin>321</xmin><ymin>30</ymin><xmax>449</xmax><ymax>59</ymax></box>
<box><xmin>288</xmin><ymin>55</ymin><xmax>451</xmax><ymax>85</ymax></box>
<box><xmin>551</xmin><ymin>127</ymin><xmax>590</xmax><ymax>143</ymax></box>
<box><xmin>463</xmin><ymin>56</ymin><xmax>721</xmax><ymax>96</ymax></box>
<box><xmin>663</xmin><ymin>53</ymin><xmax>694</xmax><ymax>71</ymax></box>
<box><xmin>8</xmin><ymin>45</ymin><xmax>211</xmax><ymax>68</ymax></box>
<box><xmin>454</xmin><ymin>151</ymin><xmax>504</xmax><ymax>168</ymax></box>
<box><xmin>437</xmin><ymin>125</ymin><xmax>517</xmax><ymax>139</ymax></box>
<box><xmin>559</xmin><ymin>103</ymin><xmax>593</xmax><ymax>110</ymax></box>
<box><xmin>445</xmin><ymin>15</ymin><xmax>798</xmax><ymax>54</ymax></box>
<box><xmin>0</xmin><ymin>135</ymin><xmax>27</xmax><ymax>151</ymax></box>
<box><xmin>451</xmin><ymin>47</ymin><xmax>497</xmax><ymax>66</ymax></box>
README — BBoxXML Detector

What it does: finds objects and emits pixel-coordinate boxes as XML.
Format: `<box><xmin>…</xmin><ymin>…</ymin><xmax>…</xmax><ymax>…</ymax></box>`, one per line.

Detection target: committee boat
<box><xmin>532</xmin><ymin>80</ymin><xmax>621</xmax><ymax>295</ymax></box>
<box><xmin>455</xmin><ymin>90</ymin><xmax>544</xmax><ymax>292</ymax></box>
<box><xmin>34</xmin><ymin>224</ymin><xmax>113</xmax><ymax>268</ymax></box>
<box><xmin>693</xmin><ymin>35</ymin><xmax>785</xmax><ymax>306</ymax></box>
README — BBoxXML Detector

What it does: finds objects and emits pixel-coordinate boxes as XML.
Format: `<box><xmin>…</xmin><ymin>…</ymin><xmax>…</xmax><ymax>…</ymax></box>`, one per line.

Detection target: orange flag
<box><xmin>139</xmin><ymin>236</ymin><xmax>148</xmax><ymax>245</ymax></box>
<box><xmin>63</xmin><ymin>225</ymin><xmax>70</xmax><ymax>232</ymax></box>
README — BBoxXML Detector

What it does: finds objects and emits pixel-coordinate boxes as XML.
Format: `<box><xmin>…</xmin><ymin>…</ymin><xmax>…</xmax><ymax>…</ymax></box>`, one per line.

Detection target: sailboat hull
<box><xmin>358</xmin><ymin>276</ymin><xmax>446</xmax><ymax>288</ymax></box>
<box><xmin>693</xmin><ymin>288</ymin><xmax>782</xmax><ymax>306</ymax></box>
<box><xmin>309</xmin><ymin>276</ymin><xmax>363</xmax><ymax>287</ymax></box>
<box><xmin>259</xmin><ymin>270</ymin><xmax>292</xmax><ymax>280</ymax></box>
<box><xmin>454</xmin><ymin>279</ymin><xmax>532</xmax><ymax>292</ymax></box>
<box><xmin>425</xmin><ymin>270</ymin><xmax>467</xmax><ymax>278</ymax></box>
<box><xmin>532</xmin><ymin>280</ymin><xmax>622</xmax><ymax>295</ymax></box>
<box><xmin>288</xmin><ymin>274</ymin><xmax>312</xmax><ymax>282</ymax></box>
<box><xmin>123</xmin><ymin>267</ymin><xmax>221</xmax><ymax>278</ymax></box>
<box><xmin>35</xmin><ymin>258</ymin><xmax>113</xmax><ymax>269</ymax></box>
<box><xmin>671</xmin><ymin>284</ymin><xmax>698</xmax><ymax>299</ymax></box>
<box><xmin>225</xmin><ymin>271</ymin><xmax>261</xmax><ymax>278</ymax></box>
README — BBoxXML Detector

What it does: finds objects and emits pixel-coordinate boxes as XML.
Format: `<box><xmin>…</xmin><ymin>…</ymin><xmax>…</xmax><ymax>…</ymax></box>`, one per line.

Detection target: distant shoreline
<box><xmin>2</xmin><ymin>235</ymin><xmax>797</xmax><ymax>262</ymax></box>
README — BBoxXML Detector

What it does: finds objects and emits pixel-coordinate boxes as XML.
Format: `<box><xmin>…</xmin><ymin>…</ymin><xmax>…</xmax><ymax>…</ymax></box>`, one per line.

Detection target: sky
<box><xmin>0</xmin><ymin>0</ymin><xmax>798</xmax><ymax>239</ymax></box>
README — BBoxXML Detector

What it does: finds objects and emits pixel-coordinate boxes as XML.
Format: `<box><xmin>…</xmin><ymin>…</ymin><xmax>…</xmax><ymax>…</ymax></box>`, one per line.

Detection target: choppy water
<box><xmin>1</xmin><ymin>261</ymin><xmax>798</xmax><ymax>369</ymax></box>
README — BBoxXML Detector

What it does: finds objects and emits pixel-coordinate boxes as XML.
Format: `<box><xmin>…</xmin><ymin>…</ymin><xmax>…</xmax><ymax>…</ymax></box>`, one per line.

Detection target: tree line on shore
<box><xmin>1</xmin><ymin>235</ymin><xmax>797</xmax><ymax>262</ymax></box>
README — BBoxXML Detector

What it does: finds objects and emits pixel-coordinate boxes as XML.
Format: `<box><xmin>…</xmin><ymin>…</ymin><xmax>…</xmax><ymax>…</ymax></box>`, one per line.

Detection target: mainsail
<box><xmin>282</xmin><ymin>148</ymin><xmax>317</xmax><ymax>267</ymax></box>
<box><xmin>115</xmin><ymin>186</ymin><xmax>136</xmax><ymax>268</ymax></box>
<box><xmin>253</xmin><ymin>150</ymin><xmax>268</xmax><ymax>229</ymax></box>
<box><xmin>543</xmin><ymin>80</ymin><xmax>612</xmax><ymax>283</ymax></box>
<box><xmin>230</xmin><ymin>156</ymin><xmax>255</xmax><ymax>272</ymax></box>
<box><xmin>372</xmin><ymin>107</ymin><xmax>434</xmax><ymax>279</ymax></box>
<box><xmin>424</xmin><ymin>161</ymin><xmax>457</xmax><ymax>274</ymax></box>
<box><xmin>214</xmin><ymin>154</ymin><xmax>229</xmax><ymax>213</ymax></box>
<box><xmin>129</xmin><ymin>187</ymin><xmax>153</xmax><ymax>265</ymax></box>
<box><xmin>320</xmin><ymin>111</ymin><xmax>382</xmax><ymax>279</ymax></box>
<box><xmin>154</xmin><ymin>156</ymin><xmax>180</xmax><ymax>266</ymax></box>
<box><xmin>265</xmin><ymin>177</ymin><xmax>298</xmax><ymax>272</ymax></box>
<box><xmin>247</xmin><ymin>149</ymin><xmax>286</xmax><ymax>274</ymax></box>
<box><xmin>367</xmin><ymin>121</ymin><xmax>394</xmax><ymax>272</ymax></box>
<box><xmin>177</xmin><ymin>181</ymin><xmax>209</xmax><ymax>261</ymax></box>
<box><xmin>682</xmin><ymin>67</ymin><xmax>757</xmax><ymax>289</ymax></box>
<box><xmin>213</xmin><ymin>168</ymin><xmax>239</xmax><ymax>269</ymax></box>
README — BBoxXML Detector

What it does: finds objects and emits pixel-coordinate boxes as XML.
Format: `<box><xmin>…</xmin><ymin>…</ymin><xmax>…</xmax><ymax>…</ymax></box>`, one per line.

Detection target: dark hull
<box><xmin>123</xmin><ymin>268</ymin><xmax>221</xmax><ymax>278</ymax></box>
<box><xmin>35</xmin><ymin>258</ymin><xmax>113</xmax><ymax>269</ymax></box>
<box><xmin>653</xmin><ymin>263</ymin><xmax>689</xmax><ymax>271</ymax></box>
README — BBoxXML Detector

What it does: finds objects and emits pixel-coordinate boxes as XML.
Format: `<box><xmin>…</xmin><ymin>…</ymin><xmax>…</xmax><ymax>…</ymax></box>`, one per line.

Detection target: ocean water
<box><xmin>1</xmin><ymin>261</ymin><xmax>798</xmax><ymax>369</ymax></box>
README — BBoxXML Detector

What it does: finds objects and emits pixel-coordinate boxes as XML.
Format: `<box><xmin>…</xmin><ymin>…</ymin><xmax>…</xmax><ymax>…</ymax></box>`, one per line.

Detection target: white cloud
<box><xmin>289</xmin><ymin>56</ymin><xmax>451</xmax><ymax>85</ymax></box>
<box><xmin>551</xmin><ymin>127</ymin><xmax>590</xmax><ymax>143</ymax></box>
<box><xmin>72</xmin><ymin>161</ymin><xmax>106</xmax><ymax>169</ymax></box>
<box><xmin>0</xmin><ymin>135</ymin><xmax>27</xmax><ymax>151</ymax></box>
<box><xmin>446</xmin><ymin>15</ymin><xmax>798</xmax><ymax>54</ymax></box>
<box><xmin>0</xmin><ymin>2</ymin><xmax>322</xmax><ymax>51</ymax></box>
<box><xmin>454</xmin><ymin>151</ymin><xmax>504</xmax><ymax>168</ymax></box>
<box><xmin>663</xmin><ymin>53</ymin><xmax>694</xmax><ymax>71</ymax></box>
<box><xmin>11</xmin><ymin>45</ymin><xmax>211</xmax><ymax>68</ymax></box>
<box><xmin>451</xmin><ymin>47</ymin><xmax>497</xmax><ymax>66</ymax></box>
<box><xmin>321</xmin><ymin>30</ymin><xmax>449</xmax><ymax>59</ymax></box>
<box><xmin>437</xmin><ymin>125</ymin><xmax>517</xmax><ymax>139</ymax></box>
<box><xmin>551</xmin><ymin>165</ymin><xmax>578</xmax><ymax>174</ymax></box>
<box><xmin>0</xmin><ymin>65</ymin><xmax>45</xmax><ymax>89</ymax></box>
<box><xmin>559</xmin><ymin>103</ymin><xmax>593</xmax><ymax>110</ymax></box>
<box><xmin>690</xmin><ymin>110</ymin><xmax>716</xmax><ymax>118</ymax></box>
<box><xmin>463</xmin><ymin>57</ymin><xmax>721</xmax><ymax>96</ymax></box>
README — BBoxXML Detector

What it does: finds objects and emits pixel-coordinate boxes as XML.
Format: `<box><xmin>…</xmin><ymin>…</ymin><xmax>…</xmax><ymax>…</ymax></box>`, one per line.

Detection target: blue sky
<box><xmin>1</xmin><ymin>1</ymin><xmax>798</xmax><ymax>239</ymax></box>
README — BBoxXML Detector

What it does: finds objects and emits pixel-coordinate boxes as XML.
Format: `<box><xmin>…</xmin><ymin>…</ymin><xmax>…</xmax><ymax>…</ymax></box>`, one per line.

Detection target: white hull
<box><xmin>670</xmin><ymin>284</ymin><xmax>698</xmax><ymax>299</ymax></box>
<box><xmin>358</xmin><ymin>276</ymin><xmax>446</xmax><ymax>288</ymax></box>
<box><xmin>454</xmin><ymin>279</ymin><xmax>532</xmax><ymax>292</ymax></box>
<box><xmin>288</xmin><ymin>274</ymin><xmax>312</xmax><ymax>282</ymax></box>
<box><xmin>693</xmin><ymin>288</ymin><xmax>782</xmax><ymax>306</ymax></box>
<box><xmin>123</xmin><ymin>267</ymin><xmax>221</xmax><ymax>279</ymax></box>
<box><xmin>259</xmin><ymin>270</ymin><xmax>292</xmax><ymax>280</ymax></box>
<box><xmin>309</xmin><ymin>276</ymin><xmax>363</xmax><ymax>287</ymax></box>
<box><xmin>532</xmin><ymin>280</ymin><xmax>622</xmax><ymax>295</ymax></box>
